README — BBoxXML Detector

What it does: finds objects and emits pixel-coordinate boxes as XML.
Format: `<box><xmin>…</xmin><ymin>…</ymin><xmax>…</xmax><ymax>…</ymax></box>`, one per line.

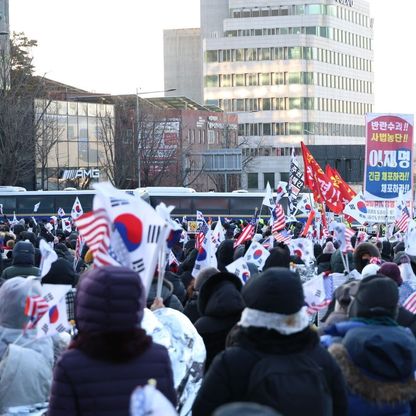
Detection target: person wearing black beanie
<box><xmin>193</xmin><ymin>267</ymin><xmax>348</xmax><ymax>416</ymax></box>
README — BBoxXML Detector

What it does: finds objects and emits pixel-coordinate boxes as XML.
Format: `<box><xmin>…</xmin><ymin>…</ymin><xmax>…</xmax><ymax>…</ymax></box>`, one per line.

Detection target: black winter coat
<box><xmin>183</xmin><ymin>291</ymin><xmax>200</xmax><ymax>323</ymax></box>
<box><xmin>194</xmin><ymin>273</ymin><xmax>244</xmax><ymax>371</ymax></box>
<box><xmin>192</xmin><ymin>327</ymin><xmax>348</xmax><ymax>416</ymax></box>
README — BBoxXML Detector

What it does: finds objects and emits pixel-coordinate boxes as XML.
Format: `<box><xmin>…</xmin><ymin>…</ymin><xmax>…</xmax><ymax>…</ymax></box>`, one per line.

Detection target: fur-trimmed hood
<box><xmin>354</xmin><ymin>242</ymin><xmax>380</xmax><ymax>273</ymax></box>
<box><xmin>329</xmin><ymin>343</ymin><xmax>416</xmax><ymax>405</ymax></box>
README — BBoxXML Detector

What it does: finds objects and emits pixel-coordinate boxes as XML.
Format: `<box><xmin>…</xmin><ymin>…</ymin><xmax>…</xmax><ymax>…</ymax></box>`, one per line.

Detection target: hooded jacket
<box><xmin>353</xmin><ymin>242</ymin><xmax>380</xmax><ymax>273</ymax></box>
<box><xmin>216</xmin><ymin>240</ymin><xmax>235</xmax><ymax>272</ymax></box>
<box><xmin>1</xmin><ymin>241</ymin><xmax>40</xmax><ymax>280</ymax></box>
<box><xmin>0</xmin><ymin>277</ymin><xmax>54</xmax><ymax>410</ymax></box>
<box><xmin>193</xmin><ymin>327</ymin><xmax>347</xmax><ymax>416</ymax></box>
<box><xmin>48</xmin><ymin>267</ymin><xmax>176</xmax><ymax>416</ymax></box>
<box><xmin>194</xmin><ymin>272</ymin><xmax>245</xmax><ymax>371</ymax></box>
<box><xmin>329</xmin><ymin>325</ymin><xmax>416</xmax><ymax>415</ymax></box>
<box><xmin>42</xmin><ymin>258</ymin><xmax>79</xmax><ymax>287</ymax></box>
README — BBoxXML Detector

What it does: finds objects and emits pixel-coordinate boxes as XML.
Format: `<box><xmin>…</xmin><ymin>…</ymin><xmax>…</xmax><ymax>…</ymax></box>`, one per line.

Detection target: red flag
<box><xmin>301</xmin><ymin>142</ymin><xmax>343</xmax><ymax>214</ymax></box>
<box><xmin>325</xmin><ymin>165</ymin><xmax>356</xmax><ymax>207</ymax></box>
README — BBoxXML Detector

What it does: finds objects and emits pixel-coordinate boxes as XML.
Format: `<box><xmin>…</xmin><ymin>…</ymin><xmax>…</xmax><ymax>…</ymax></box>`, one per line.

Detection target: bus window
<box><xmin>192</xmin><ymin>197</ymin><xmax>229</xmax><ymax>215</ymax></box>
<box><xmin>0</xmin><ymin>196</ymin><xmax>17</xmax><ymax>214</ymax></box>
<box><xmin>17</xmin><ymin>196</ymin><xmax>55</xmax><ymax>215</ymax></box>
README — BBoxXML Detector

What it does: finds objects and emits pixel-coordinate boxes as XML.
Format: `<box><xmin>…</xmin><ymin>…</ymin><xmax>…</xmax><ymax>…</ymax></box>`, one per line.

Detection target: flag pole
<box><xmin>156</xmin><ymin>224</ymin><xmax>169</xmax><ymax>300</ymax></box>
<box><xmin>344</xmin><ymin>252</ymin><xmax>350</xmax><ymax>274</ymax></box>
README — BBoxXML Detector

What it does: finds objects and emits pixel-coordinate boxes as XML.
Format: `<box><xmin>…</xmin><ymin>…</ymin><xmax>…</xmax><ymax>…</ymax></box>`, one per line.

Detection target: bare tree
<box><xmin>34</xmin><ymin>100</ymin><xmax>64</xmax><ymax>189</ymax></box>
<box><xmin>138</xmin><ymin>104</ymin><xmax>179</xmax><ymax>187</ymax></box>
<box><xmin>0</xmin><ymin>32</ymin><xmax>53</xmax><ymax>188</ymax></box>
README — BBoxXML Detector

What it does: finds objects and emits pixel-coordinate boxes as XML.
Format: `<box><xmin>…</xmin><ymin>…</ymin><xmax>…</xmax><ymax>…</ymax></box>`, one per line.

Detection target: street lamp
<box><xmin>135</xmin><ymin>88</ymin><xmax>176</xmax><ymax>188</ymax></box>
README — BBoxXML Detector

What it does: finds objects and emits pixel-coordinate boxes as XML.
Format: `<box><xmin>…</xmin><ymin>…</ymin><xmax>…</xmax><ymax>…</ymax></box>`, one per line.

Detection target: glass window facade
<box><xmin>35</xmin><ymin>99</ymin><xmax>115</xmax><ymax>190</ymax></box>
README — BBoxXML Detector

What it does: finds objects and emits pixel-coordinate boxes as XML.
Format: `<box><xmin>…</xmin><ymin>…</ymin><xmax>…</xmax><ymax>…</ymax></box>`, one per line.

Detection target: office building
<box><xmin>201</xmin><ymin>0</ymin><xmax>374</xmax><ymax>190</ymax></box>
<box><xmin>164</xmin><ymin>28</ymin><xmax>204</xmax><ymax>104</ymax></box>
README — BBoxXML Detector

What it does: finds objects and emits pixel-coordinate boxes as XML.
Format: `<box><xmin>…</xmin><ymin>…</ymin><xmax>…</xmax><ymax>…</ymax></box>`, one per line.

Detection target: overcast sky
<box><xmin>9</xmin><ymin>0</ymin><xmax>416</xmax><ymax>114</ymax></box>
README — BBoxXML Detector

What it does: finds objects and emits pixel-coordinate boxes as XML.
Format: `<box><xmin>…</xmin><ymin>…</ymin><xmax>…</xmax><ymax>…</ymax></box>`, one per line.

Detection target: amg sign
<box><xmin>62</xmin><ymin>168</ymin><xmax>100</xmax><ymax>180</ymax></box>
<box><xmin>335</xmin><ymin>0</ymin><xmax>354</xmax><ymax>7</ymax></box>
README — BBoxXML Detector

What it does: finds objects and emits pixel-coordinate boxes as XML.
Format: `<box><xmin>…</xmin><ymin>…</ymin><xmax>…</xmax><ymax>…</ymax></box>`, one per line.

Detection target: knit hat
<box><xmin>323</xmin><ymin>241</ymin><xmax>336</xmax><ymax>254</ymax></box>
<box><xmin>76</xmin><ymin>266</ymin><xmax>145</xmax><ymax>333</ymax></box>
<box><xmin>243</xmin><ymin>268</ymin><xmax>304</xmax><ymax>314</ymax></box>
<box><xmin>348</xmin><ymin>275</ymin><xmax>399</xmax><ymax>319</ymax></box>
<box><xmin>12</xmin><ymin>241</ymin><xmax>35</xmax><ymax>266</ymax></box>
<box><xmin>239</xmin><ymin>268</ymin><xmax>309</xmax><ymax>335</ymax></box>
<box><xmin>379</xmin><ymin>262</ymin><xmax>403</xmax><ymax>286</ymax></box>
<box><xmin>361</xmin><ymin>263</ymin><xmax>380</xmax><ymax>278</ymax></box>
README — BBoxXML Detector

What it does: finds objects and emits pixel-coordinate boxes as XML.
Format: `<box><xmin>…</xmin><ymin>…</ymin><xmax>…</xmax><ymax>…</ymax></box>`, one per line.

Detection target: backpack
<box><xmin>247</xmin><ymin>351</ymin><xmax>333</xmax><ymax>416</ymax></box>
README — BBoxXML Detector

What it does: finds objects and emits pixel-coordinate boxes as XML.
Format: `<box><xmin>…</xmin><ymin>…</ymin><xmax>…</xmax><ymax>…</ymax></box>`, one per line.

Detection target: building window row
<box><xmin>187</xmin><ymin>128</ymin><xmax>237</xmax><ymax>145</ymax></box>
<box><xmin>205</xmin><ymin>46</ymin><xmax>372</xmax><ymax>72</ymax></box>
<box><xmin>243</xmin><ymin>147</ymin><xmax>300</xmax><ymax>157</ymax></box>
<box><xmin>215</xmin><ymin>97</ymin><xmax>372</xmax><ymax>115</ymax></box>
<box><xmin>205</xmin><ymin>71</ymin><xmax>372</xmax><ymax>94</ymax></box>
<box><xmin>230</xmin><ymin>4</ymin><xmax>370</xmax><ymax>28</ymax></box>
<box><xmin>36</xmin><ymin>99</ymin><xmax>114</xmax><ymax>118</ymax></box>
<box><xmin>224</xmin><ymin>25</ymin><xmax>372</xmax><ymax>50</ymax></box>
<box><xmin>238</xmin><ymin>122</ymin><xmax>366</xmax><ymax>138</ymax></box>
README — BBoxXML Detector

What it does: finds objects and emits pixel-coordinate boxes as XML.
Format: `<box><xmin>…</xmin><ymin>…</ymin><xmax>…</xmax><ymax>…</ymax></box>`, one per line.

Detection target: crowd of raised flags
<box><xmin>3</xmin><ymin>141</ymin><xmax>416</xmax><ymax>413</ymax></box>
<box><xmin>13</xmin><ymin>141</ymin><xmax>416</xmax><ymax>339</ymax></box>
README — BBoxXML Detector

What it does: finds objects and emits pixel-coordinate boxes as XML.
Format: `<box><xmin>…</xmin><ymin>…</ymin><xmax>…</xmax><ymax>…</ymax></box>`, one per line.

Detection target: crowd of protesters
<box><xmin>1</xmin><ymin>214</ymin><xmax>416</xmax><ymax>416</ymax></box>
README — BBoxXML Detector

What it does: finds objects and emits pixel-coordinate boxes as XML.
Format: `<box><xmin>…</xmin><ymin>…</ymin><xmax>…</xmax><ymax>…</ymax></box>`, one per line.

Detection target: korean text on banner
<box><xmin>364</xmin><ymin>114</ymin><xmax>414</xmax><ymax>203</ymax></box>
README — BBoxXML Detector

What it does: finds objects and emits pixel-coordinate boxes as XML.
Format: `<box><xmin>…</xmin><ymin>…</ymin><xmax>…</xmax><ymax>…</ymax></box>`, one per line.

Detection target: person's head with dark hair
<box><xmin>263</xmin><ymin>246</ymin><xmax>291</xmax><ymax>270</ymax></box>
<box><xmin>216</xmin><ymin>239</ymin><xmax>235</xmax><ymax>272</ymax></box>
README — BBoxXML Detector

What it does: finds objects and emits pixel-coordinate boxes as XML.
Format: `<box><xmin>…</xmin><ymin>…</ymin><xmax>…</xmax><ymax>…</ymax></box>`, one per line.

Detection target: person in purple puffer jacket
<box><xmin>48</xmin><ymin>266</ymin><xmax>177</xmax><ymax>416</ymax></box>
